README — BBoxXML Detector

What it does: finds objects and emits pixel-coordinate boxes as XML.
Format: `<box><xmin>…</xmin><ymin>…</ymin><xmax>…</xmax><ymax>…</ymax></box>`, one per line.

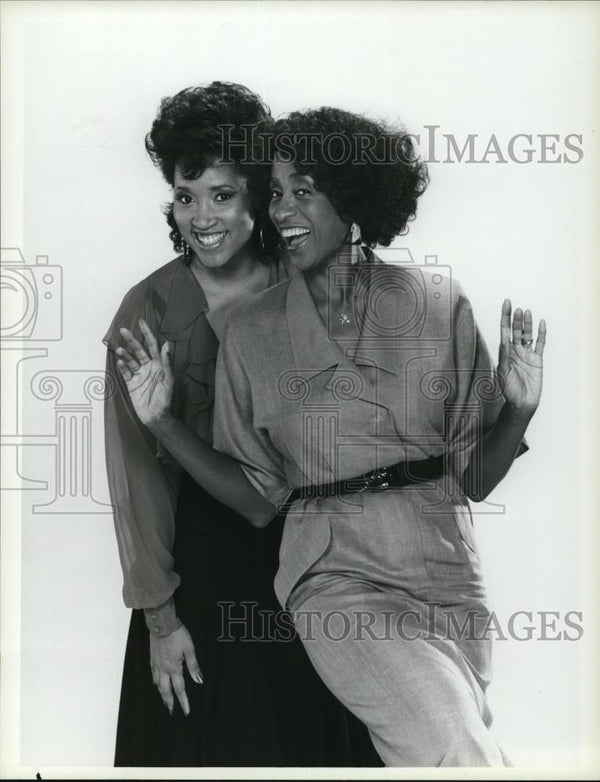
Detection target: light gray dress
<box><xmin>213</xmin><ymin>261</ymin><xmax>527</xmax><ymax>767</ymax></box>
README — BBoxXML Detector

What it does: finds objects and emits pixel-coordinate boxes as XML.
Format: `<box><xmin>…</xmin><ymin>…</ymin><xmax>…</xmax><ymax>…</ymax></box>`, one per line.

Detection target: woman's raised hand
<box><xmin>498</xmin><ymin>299</ymin><xmax>546</xmax><ymax>412</ymax></box>
<box><xmin>116</xmin><ymin>318</ymin><xmax>174</xmax><ymax>431</ymax></box>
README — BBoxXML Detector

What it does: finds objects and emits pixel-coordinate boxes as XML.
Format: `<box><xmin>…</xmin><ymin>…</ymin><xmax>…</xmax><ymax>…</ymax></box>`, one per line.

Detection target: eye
<box><xmin>294</xmin><ymin>188</ymin><xmax>311</xmax><ymax>197</ymax></box>
<box><xmin>215</xmin><ymin>192</ymin><xmax>234</xmax><ymax>203</ymax></box>
<box><xmin>270</xmin><ymin>188</ymin><xmax>282</xmax><ymax>200</ymax></box>
<box><xmin>175</xmin><ymin>193</ymin><xmax>193</xmax><ymax>206</ymax></box>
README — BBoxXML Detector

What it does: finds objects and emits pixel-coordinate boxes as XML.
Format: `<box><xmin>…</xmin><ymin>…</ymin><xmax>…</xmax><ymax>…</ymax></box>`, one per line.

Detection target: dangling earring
<box><xmin>168</xmin><ymin>220</ymin><xmax>192</xmax><ymax>265</ymax></box>
<box><xmin>348</xmin><ymin>222</ymin><xmax>363</xmax><ymax>266</ymax></box>
<box><xmin>182</xmin><ymin>240</ymin><xmax>192</xmax><ymax>265</ymax></box>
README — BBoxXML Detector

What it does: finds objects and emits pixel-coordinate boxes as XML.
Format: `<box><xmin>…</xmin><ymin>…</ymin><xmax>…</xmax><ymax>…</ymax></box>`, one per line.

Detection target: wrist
<box><xmin>149</xmin><ymin>412</ymin><xmax>177</xmax><ymax>438</ymax></box>
<box><xmin>144</xmin><ymin>596</ymin><xmax>182</xmax><ymax>637</ymax></box>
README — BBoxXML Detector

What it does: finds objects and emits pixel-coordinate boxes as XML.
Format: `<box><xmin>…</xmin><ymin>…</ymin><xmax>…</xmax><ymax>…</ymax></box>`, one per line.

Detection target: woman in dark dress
<box><xmin>104</xmin><ymin>82</ymin><xmax>381</xmax><ymax>767</ymax></box>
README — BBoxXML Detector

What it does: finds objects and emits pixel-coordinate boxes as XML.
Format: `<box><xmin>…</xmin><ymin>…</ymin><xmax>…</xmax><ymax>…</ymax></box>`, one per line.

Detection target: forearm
<box><xmin>151</xmin><ymin>415</ymin><xmax>277</xmax><ymax>527</ymax></box>
<box><xmin>105</xmin><ymin>351</ymin><xmax>181</xmax><ymax>608</ymax></box>
<box><xmin>461</xmin><ymin>402</ymin><xmax>535</xmax><ymax>501</ymax></box>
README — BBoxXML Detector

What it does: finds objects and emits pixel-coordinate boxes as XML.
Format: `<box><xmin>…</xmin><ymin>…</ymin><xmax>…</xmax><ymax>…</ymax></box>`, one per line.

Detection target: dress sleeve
<box><xmin>213</xmin><ymin>330</ymin><xmax>291</xmax><ymax>509</ymax></box>
<box><xmin>446</xmin><ymin>286</ymin><xmax>528</xmax><ymax>476</ymax></box>
<box><xmin>103</xmin><ymin>287</ymin><xmax>181</xmax><ymax>609</ymax></box>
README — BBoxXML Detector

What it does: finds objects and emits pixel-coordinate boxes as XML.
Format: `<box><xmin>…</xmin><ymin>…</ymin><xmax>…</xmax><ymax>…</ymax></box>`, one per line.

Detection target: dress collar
<box><xmin>286</xmin><ymin>270</ymin><xmax>347</xmax><ymax>374</ymax></box>
<box><xmin>159</xmin><ymin>259</ymin><xmax>209</xmax><ymax>338</ymax></box>
<box><xmin>285</xmin><ymin>263</ymin><xmax>403</xmax><ymax>379</ymax></box>
<box><xmin>160</xmin><ymin>255</ymin><xmax>291</xmax><ymax>338</ymax></box>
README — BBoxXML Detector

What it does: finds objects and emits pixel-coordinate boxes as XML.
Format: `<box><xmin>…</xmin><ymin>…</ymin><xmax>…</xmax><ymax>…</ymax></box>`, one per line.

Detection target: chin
<box><xmin>288</xmin><ymin>252</ymin><xmax>315</xmax><ymax>271</ymax></box>
<box><xmin>195</xmin><ymin>253</ymin><xmax>230</xmax><ymax>269</ymax></box>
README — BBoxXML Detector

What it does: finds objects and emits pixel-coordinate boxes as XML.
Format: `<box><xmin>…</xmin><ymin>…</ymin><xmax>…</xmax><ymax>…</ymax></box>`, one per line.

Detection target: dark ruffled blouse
<box><xmin>104</xmin><ymin>256</ymin><xmax>382</xmax><ymax>767</ymax></box>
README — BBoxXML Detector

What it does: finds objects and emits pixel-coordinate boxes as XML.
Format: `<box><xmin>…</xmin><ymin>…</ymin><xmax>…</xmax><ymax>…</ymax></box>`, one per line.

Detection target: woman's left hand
<box><xmin>497</xmin><ymin>299</ymin><xmax>546</xmax><ymax>412</ymax></box>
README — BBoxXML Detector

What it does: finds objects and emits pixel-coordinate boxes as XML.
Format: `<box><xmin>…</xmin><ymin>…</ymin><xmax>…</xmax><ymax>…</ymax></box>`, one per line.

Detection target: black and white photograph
<box><xmin>1</xmin><ymin>1</ymin><xmax>599</xmax><ymax>778</ymax></box>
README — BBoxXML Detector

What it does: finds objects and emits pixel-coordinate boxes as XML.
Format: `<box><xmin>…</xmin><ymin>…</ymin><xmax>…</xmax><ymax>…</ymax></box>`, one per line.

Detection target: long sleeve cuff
<box><xmin>143</xmin><ymin>596</ymin><xmax>183</xmax><ymax>638</ymax></box>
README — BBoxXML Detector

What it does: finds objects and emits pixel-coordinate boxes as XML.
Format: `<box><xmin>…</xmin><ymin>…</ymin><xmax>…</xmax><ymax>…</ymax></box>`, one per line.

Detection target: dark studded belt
<box><xmin>282</xmin><ymin>455</ymin><xmax>445</xmax><ymax>509</ymax></box>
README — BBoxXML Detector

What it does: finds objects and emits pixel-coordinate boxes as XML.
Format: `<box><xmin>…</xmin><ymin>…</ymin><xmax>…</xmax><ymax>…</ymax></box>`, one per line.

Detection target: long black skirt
<box><xmin>115</xmin><ymin>474</ymin><xmax>382</xmax><ymax>767</ymax></box>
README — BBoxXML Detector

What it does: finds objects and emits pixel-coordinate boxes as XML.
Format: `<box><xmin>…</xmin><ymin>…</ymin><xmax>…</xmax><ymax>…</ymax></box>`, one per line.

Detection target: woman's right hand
<box><xmin>116</xmin><ymin>318</ymin><xmax>174</xmax><ymax>432</ymax></box>
<box><xmin>150</xmin><ymin>623</ymin><xmax>203</xmax><ymax>717</ymax></box>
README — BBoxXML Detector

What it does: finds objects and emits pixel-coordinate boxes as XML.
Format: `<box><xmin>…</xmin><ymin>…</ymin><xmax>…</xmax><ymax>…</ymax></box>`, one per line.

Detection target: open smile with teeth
<box><xmin>281</xmin><ymin>226</ymin><xmax>311</xmax><ymax>249</ymax></box>
<box><xmin>192</xmin><ymin>230</ymin><xmax>228</xmax><ymax>248</ymax></box>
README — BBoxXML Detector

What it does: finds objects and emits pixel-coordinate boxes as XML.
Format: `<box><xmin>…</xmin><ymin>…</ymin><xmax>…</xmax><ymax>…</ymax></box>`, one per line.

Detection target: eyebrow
<box><xmin>174</xmin><ymin>183</ymin><xmax>239</xmax><ymax>191</ymax></box>
<box><xmin>269</xmin><ymin>172</ymin><xmax>311</xmax><ymax>185</ymax></box>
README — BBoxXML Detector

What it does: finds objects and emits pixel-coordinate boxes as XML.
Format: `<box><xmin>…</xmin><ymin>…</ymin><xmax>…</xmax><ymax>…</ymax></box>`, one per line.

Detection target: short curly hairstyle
<box><xmin>145</xmin><ymin>81</ymin><xmax>273</xmax><ymax>259</ymax></box>
<box><xmin>267</xmin><ymin>107</ymin><xmax>429</xmax><ymax>246</ymax></box>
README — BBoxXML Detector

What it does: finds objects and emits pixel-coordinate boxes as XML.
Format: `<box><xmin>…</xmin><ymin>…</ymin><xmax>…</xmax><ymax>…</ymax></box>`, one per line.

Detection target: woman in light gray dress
<box><xmin>212</xmin><ymin>108</ymin><xmax>545</xmax><ymax>766</ymax></box>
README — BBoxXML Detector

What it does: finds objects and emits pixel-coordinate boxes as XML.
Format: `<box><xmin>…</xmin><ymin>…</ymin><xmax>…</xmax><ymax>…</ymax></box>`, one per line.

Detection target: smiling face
<box><xmin>268</xmin><ymin>158</ymin><xmax>350</xmax><ymax>272</ymax></box>
<box><xmin>173</xmin><ymin>162</ymin><xmax>255</xmax><ymax>270</ymax></box>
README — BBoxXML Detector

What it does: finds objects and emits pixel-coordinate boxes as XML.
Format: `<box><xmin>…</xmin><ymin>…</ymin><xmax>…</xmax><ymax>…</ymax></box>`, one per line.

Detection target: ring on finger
<box><xmin>522</xmin><ymin>338</ymin><xmax>534</xmax><ymax>347</ymax></box>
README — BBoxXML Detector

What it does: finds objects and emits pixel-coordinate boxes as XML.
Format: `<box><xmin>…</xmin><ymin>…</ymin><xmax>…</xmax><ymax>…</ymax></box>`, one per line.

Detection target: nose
<box><xmin>191</xmin><ymin>199</ymin><xmax>218</xmax><ymax>230</ymax></box>
<box><xmin>271</xmin><ymin>196</ymin><xmax>298</xmax><ymax>225</ymax></box>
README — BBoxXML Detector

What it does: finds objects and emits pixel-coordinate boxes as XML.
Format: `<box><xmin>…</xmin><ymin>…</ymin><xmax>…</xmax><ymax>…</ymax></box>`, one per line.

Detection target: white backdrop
<box><xmin>1</xmin><ymin>1</ymin><xmax>599</xmax><ymax>778</ymax></box>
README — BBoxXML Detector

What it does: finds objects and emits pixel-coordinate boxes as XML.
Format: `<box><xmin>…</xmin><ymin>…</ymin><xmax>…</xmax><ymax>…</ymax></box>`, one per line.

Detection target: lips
<box><xmin>280</xmin><ymin>226</ymin><xmax>311</xmax><ymax>250</ymax></box>
<box><xmin>192</xmin><ymin>230</ymin><xmax>228</xmax><ymax>249</ymax></box>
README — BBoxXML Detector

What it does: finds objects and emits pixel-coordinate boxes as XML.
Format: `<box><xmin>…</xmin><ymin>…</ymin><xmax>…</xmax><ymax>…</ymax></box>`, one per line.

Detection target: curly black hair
<box><xmin>267</xmin><ymin>108</ymin><xmax>429</xmax><ymax>246</ymax></box>
<box><xmin>145</xmin><ymin>81</ymin><xmax>273</xmax><ymax>260</ymax></box>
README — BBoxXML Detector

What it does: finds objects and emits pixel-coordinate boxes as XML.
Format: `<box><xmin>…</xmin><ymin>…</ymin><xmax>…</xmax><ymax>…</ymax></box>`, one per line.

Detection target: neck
<box><xmin>191</xmin><ymin>245</ymin><xmax>261</xmax><ymax>289</ymax></box>
<box><xmin>304</xmin><ymin>240</ymin><xmax>356</xmax><ymax>307</ymax></box>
